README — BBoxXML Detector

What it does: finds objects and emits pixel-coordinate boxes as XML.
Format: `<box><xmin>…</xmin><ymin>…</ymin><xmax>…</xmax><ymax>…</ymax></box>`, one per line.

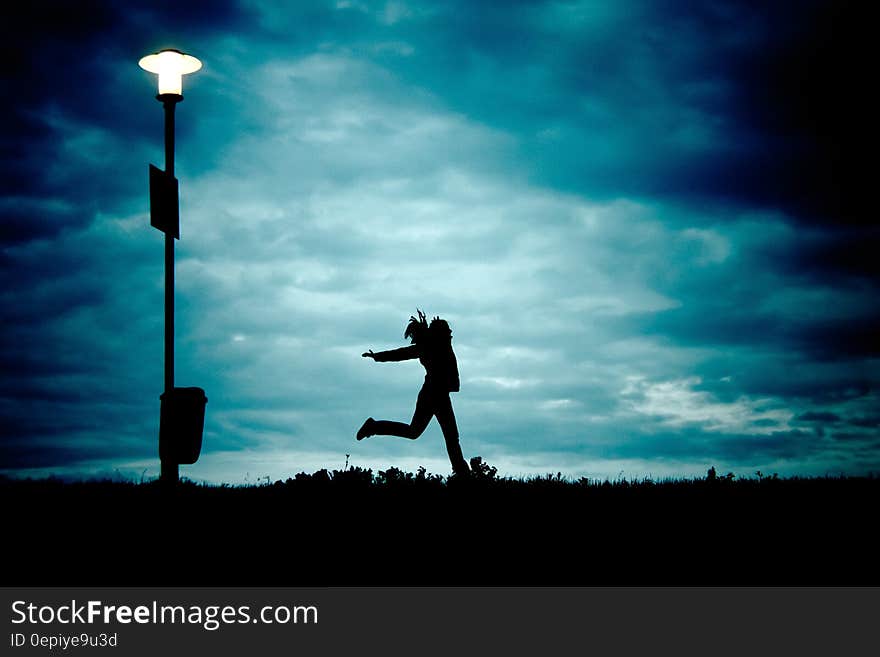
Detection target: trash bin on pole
<box><xmin>159</xmin><ymin>387</ymin><xmax>207</xmax><ymax>465</ymax></box>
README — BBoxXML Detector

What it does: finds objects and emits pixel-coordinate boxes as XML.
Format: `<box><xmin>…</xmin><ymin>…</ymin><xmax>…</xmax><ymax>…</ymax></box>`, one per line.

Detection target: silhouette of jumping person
<box><xmin>357</xmin><ymin>310</ymin><xmax>470</xmax><ymax>477</ymax></box>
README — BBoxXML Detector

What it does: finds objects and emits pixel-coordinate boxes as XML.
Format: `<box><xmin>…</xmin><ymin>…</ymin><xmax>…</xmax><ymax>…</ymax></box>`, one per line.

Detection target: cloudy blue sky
<box><xmin>2</xmin><ymin>0</ymin><xmax>877</xmax><ymax>482</ymax></box>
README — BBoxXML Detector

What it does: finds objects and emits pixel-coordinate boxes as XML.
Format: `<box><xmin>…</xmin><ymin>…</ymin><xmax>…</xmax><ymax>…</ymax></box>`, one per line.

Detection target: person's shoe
<box><xmin>356</xmin><ymin>417</ymin><xmax>375</xmax><ymax>441</ymax></box>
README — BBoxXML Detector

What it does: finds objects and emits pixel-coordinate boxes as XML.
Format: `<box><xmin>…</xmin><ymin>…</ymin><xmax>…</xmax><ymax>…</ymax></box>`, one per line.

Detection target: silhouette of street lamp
<box><xmin>140</xmin><ymin>49</ymin><xmax>206</xmax><ymax>485</ymax></box>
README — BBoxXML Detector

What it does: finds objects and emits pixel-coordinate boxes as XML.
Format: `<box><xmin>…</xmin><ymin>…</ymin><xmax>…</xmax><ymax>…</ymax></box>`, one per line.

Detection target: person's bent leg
<box><xmin>369</xmin><ymin>419</ymin><xmax>415</xmax><ymax>437</ymax></box>
<box><xmin>369</xmin><ymin>386</ymin><xmax>433</xmax><ymax>439</ymax></box>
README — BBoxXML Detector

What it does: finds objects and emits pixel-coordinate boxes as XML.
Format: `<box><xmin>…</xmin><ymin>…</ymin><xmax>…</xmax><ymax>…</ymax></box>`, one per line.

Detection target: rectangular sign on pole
<box><xmin>149</xmin><ymin>163</ymin><xmax>179</xmax><ymax>239</ymax></box>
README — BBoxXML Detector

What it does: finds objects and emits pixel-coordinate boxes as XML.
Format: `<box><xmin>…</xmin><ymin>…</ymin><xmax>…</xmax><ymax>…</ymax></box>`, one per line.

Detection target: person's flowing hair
<box><xmin>404</xmin><ymin>309</ymin><xmax>429</xmax><ymax>344</ymax></box>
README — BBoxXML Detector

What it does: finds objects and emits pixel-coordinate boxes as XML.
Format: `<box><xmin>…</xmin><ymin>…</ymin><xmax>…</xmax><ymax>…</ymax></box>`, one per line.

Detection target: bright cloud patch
<box><xmin>623</xmin><ymin>376</ymin><xmax>793</xmax><ymax>435</ymax></box>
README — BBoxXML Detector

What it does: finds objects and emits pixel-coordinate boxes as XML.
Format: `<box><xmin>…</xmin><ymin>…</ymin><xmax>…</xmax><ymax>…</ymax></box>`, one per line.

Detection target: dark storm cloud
<box><xmin>360</xmin><ymin>1</ymin><xmax>873</xmax><ymax>230</ymax></box>
<box><xmin>796</xmin><ymin>411</ymin><xmax>841</xmax><ymax>424</ymax></box>
<box><xmin>757</xmin><ymin>227</ymin><xmax>880</xmax><ymax>285</ymax></box>
<box><xmin>638</xmin><ymin>303</ymin><xmax>880</xmax><ymax>362</ymax></box>
<box><xmin>694</xmin><ymin>356</ymin><xmax>872</xmax><ymax>406</ymax></box>
<box><xmin>587</xmin><ymin>211</ymin><xmax>880</xmax><ymax>379</ymax></box>
<box><xmin>0</xmin><ymin>393</ymin><xmax>158</xmax><ymax>467</ymax></box>
<box><xmin>0</xmin><ymin>219</ymin><xmax>164</xmax><ymax>471</ymax></box>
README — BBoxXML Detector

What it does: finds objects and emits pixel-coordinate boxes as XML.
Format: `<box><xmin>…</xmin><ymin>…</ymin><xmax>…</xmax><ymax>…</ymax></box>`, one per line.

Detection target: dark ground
<box><xmin>4</xmin><ymin>468</ymin><xmax>877</xmax><ymax>586</ymax></box>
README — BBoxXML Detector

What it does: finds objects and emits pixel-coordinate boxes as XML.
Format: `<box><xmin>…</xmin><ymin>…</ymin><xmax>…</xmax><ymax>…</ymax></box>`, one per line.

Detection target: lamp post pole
<box><xmin>140</xmin><ymin>49</ymin><xmax>202</xmax><ymax>486</ymax></box>
<box><xmin>161</xmin><ymin>95</ymin><xmax>179</xmax><ymax>485</ymax></box>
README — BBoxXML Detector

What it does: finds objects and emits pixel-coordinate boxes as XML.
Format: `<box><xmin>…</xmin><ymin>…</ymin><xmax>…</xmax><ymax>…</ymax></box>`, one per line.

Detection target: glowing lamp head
<box><xmin>139</xmin><ymin>49</ymin><xmax>202</xmax><ymax>97</ymax></box>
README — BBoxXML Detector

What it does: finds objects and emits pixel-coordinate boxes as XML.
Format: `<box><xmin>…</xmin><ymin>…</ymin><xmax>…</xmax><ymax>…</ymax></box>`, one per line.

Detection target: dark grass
<box><xmin>3</xmin><ymin>463</ymin><xmax>878</xmax><ymax>586</ymax></box>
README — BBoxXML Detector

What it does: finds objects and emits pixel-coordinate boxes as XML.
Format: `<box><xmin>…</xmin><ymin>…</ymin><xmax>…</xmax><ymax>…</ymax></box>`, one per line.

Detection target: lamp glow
<box><xmin>139</xmin><ymin>49</ymin><xmax>202</xmax><ymax>97</ymax></box>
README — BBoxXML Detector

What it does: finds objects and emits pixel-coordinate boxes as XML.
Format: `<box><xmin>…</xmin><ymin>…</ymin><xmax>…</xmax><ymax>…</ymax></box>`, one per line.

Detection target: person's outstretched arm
<box><xmin>362</xmin><ymin>345</ymin><xmax>419</xmax><ymax>362</ymax></box>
